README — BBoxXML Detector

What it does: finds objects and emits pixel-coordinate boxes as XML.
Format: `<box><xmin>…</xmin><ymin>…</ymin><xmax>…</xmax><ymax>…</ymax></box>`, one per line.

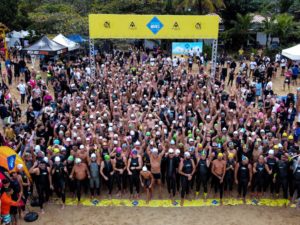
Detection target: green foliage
<box><xmin>28</xmin><ymin>3</ymin><xmax>88</xmax><ymax>35</ymax></box>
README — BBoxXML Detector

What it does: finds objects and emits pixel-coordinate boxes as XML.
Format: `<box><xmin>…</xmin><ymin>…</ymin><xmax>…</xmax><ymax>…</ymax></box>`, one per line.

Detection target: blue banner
<box><xmin>7</xmin><ymin>155</ymin><xmax>16</xmax><ymax>171</ymax></box>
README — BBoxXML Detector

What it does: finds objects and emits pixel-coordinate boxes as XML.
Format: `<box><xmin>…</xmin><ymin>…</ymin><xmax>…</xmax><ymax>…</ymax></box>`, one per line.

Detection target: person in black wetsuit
<box><xmin>112</xmin><ymin>152</ymin><xmax>127</xmax><ymax>197</ymax></box>
<box><xmin>179</xmin><ymin>151</ymin><xmax>195</xmax><ymax>206</ymax></box>
<box><xmin>29</xmin><ymin>160</ymin><xmax>52</xmax><ymax>214</ymax></box>
<box><xmin>51</xmin><ymin>156</ymin><xmax>67</xmax><ymax>208</ymax></box>
<box><xmin>9</xmin><ymin>171</ymin><xmax>23</xmax><ymax>225</ymax></box>
<box><xmin>274</xmin><ymin>154</ymin><xmax>289</xmax><ymax>200</ymax></box>
<box><xmin>139</xmin><ymin>166</ymin><xmax>154</xmax><ymax>204</ymax></box>
<box><xmin>252</xmin><ymin>155</ymin><xmax>268</xmax><ymax>198</ymax></box>
<box><xmin>127</xmin><ymin>149</ymin><xmax>142</xmax><ymax>199</ymax></box>
<box><xmin>195</xmin><ymin>150</ymin><xmax>210</xmax><ymax>200</ymax></box>
<box><xmin>265</xmin><ymin>149</ymin><xmax>278</xmax><ymax>197</ymax></box>
<box><xmin>292</xmin><ymin>156</ymin><xmax>300</xmax><ymax>206</ymax></box>
<box><xmin>100</xmin><ymin>154</ymin><xmax>114</xmax><ymax>198</ymax></box>
<box><xmin>224</xmin><ymin>153</ymin><xmax>235</xmax><ymax>197</ymax></box>
<box><xmin>165</xmin><ymin>148</ymin><xmax>178</xmax><ymax>203</ymax></box>
<box><xmin>17</xmin><ymin>164</ymin><xmax>30</xmax><ymax>213</ymax></box>
<box><xmin>235</xmin><ymin>156</ymin><xmax>252</xmax><ymax>203</ymax></box>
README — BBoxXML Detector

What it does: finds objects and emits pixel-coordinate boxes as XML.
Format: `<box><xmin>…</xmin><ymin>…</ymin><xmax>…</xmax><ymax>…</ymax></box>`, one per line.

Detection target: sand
<box><xmin>2</xmin><ymin>61</ymin><xmax>299</xmax><ymax>225</ymax></box>
<box><xmin>27</xmin><ymin>204</ymin><xmax>300</xmax><ymax>225</ymax></box>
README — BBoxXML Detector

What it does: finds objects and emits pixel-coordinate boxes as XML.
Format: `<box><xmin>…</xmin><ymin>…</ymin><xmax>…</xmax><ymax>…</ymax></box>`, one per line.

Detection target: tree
<box><xmin>0</xmin><ymin>0</ymin><xmax>18</xmax><ymax>29</ymax></box>
<box><xmin>271</xmin><ymin>13</ymin><xmax>300</xmax><ymax>46</ymax></box>
<box><xmin>226</xmin><ymin>13</ymin><xmax>254</xmax><ymax>48</ymax></box>
<box><xmin>174</xmin><ymin>0</ymin><xmax>225</xmax><ymax>14</ymax></box>
<box><xmin>28</xmin><ymin>3</ymin><xmax>88</xmax><ymax>35</ymax></box>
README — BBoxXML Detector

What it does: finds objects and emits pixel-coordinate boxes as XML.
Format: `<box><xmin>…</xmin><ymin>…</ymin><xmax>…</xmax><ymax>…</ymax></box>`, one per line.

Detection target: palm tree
<box><xmin>227</xmin><ymin>13</ymin><xmax>254</xmax><ymax>47</ymax></box>
<box><xmin>174</xmin><ymin>0</ymin><xmax>225</xmax><ymax>14</ymax></box>
<box><xmin>272</xmin><ymin>13</ymin><xmax>300</xmax><ymax>46</ymax></box>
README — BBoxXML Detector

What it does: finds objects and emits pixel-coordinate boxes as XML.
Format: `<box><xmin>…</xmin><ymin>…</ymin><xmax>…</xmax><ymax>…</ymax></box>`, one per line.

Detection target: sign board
<box><xmin>172</xmin><ymin>42</ymin><xmax>203</xmax><ymax>57</ymax></box>
<box><xmin>89</xmin><ymin>14</ymin><xmax>219</xmax><ymax>39</ymax></box>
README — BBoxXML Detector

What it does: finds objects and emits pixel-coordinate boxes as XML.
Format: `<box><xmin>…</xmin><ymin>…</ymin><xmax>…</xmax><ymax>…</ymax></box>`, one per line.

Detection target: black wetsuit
<box><xmin>19</xmin><ymin>171</ymin><xmax>29</xmax><ymax>211</ymax></box>
<box><xmin>103</xmin><ymin>160</ymin><xmax>113</xmax><ymax>194</ymax></box>
<box><xmin>252</xmin><ymin>163</ymin><xmax>266</xmax><ymax>193</ymax></box>
<box><xmin>266</xmin><ymin>157</ymin><xmax>276</xmax><ymax>194</ymax></box>
<box><xmin>166</xmin><ymin>157</ymin><xmax>177</xmax><ymax>197</ymax></box>
<box><xmin>181</xmin><ymin>159</ymin><xmax>193</xmax><ymax>198</ymax></box>
<box><xmin>115</xmin><ymin>157</ymin><xmax>126</xmax><ymax>191</ymax></box>
<box><xmin>293</xmin><ymin>164</ymin><xmax>300</xmax><ymax>198</ymax></box>
<box><xmin>52</xmin><ymin>163</ymin><xmax>66</xmax><ymax>203</ymax></box>
<box><xmin>275</xmin><ymin>160</ymin><xmax>289</xmax><ymax>199</ymax></box>
<box><xmin>196</xmin><ymin>159</ymin><xmax>209</xmax><ymax>194</ymax></box>
<box><xmin>129</xmin><ymin>157</ymin><xmax>140</xmax><ymax>195</ymax></box>
<box><xmin>237</xmin><ymin>163</ymin><xmax>250</xmax><ymax>198</ymax></box>
<box><xmin>10</xmin><ymin>178</ymin><xmax>20</xmax><ymax>215</ymax></box>
<box><xmin>224</xmin><ymin>160</ymin><xmax>235</xmax><ymax>191</ymax></box>
<box><xmin>36</xmin><ymin>167</ymin><xmax>50</xmax><ymax>209</ymax></box>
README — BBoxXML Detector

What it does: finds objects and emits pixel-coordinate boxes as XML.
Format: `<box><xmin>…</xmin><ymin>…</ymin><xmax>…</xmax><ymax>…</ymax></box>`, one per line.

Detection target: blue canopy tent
<box><xmin>67</xmin><ymin>34</ymin><xmax>87</xmax><ymax>43</ymax></box>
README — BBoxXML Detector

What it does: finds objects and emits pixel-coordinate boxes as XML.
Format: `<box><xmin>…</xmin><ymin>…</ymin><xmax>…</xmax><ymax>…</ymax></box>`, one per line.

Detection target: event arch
<box><xmin>88</xmin><ymin>14</ymin><xmax>219</xmax><ymax>77</ymax></box>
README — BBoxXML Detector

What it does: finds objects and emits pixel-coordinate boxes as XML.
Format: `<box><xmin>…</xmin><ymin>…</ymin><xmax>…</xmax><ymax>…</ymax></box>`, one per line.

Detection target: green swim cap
<box><xmin>196</xmin><ymin>136</ymin><xmax>200</xmax><ymax>140</ymax></box>
<box><xmin>188</xmin><ymin>130</ymin><xmax>192</xmax><ymax>134</ymax></box>
<box><xmin>188</xmin><ymin>133</ymin><xmax>193</xmax><ymax>138</ymax></box>
<box><xmin>196</xmin><ymin>129</ymin><xmax>200</xmax><ymax>132</ymax></box>
<box><xmin>68</xmin><ymin>155</ymin><xmax>74</xmax><ymax>161</ymax></box>
<box><xmin>104</xmin><ymin>154</ymin><xmax>110</xmax><ymax>161</ymax></box>
<box><xmin>179</xmin><ymin>143</ymin><xmax>184</xmax><ymax>147</ymax></box>
<box><xmin>210</xmin><ymin>130</ymin><xmax>214</xmax><ymax>134</ymax></box>
<box><xmin>173</xmin><ymin>134</ymin><xmax>177</xmax><ymax>139</ymax></box>
<box><xmin>199</xmin><ymin>123</ymin><xmax>203</xmax><ymax>126</ymax></box>
<box><xmin>146</xmin><ymin>131</ymin><xmax>151</xmax><ymax>137</ymax></box>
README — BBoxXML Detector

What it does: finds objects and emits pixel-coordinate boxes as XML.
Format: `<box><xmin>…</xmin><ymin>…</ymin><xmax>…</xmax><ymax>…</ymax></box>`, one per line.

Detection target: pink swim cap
<box><xmin>258</xmin><ymin>112</ymin><xmax>264</xmax><ymax>119</ymax></box>
<box><xmin>116</xmin><ymin>147</ymin><xmax>122</xmax><ymax>153</ymax></box>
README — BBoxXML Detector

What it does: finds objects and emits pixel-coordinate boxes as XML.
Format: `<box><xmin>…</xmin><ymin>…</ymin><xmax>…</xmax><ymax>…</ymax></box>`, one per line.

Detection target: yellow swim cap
<box><xmin>282</xmin><ymin>132</ymin><xmax>288</xmax><ymax>137</ymax></box>
<box><xmin>198</xmin><ymin>143</ymin><xmax>203</xmax><ymax>148</ymax></box>
<box><xmin>274</xmin><ymin>145</ymin><xmax>278</xmax><ymax>149</ymax></box>
<box><xmin>288</xmin><ymin>135</ymin><xmax>293</xmax><ymax>140</ymax></box>
<box><xmin>218</xmin><ymin>152</ymin><xmax>223</xmax><ymax>158</ymax></box>
<box><xmin>53</xmin><ymin>148</ymin><xmax>60</xmax><ymax>154</ymax></box>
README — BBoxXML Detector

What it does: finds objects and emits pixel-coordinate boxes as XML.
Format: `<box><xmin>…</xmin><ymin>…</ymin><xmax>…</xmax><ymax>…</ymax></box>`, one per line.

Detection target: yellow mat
<box><xmin>53</xmin><ymin>198</ymin><xmax>297</xmax><ymax>208</ymax></box>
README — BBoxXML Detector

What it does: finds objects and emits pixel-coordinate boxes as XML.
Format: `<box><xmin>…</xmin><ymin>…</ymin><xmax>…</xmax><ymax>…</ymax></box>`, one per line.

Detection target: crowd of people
<box><xmin>0</xmin><ymin>46</ymin><xmax>300</xmax><ymax>224</ymax></box>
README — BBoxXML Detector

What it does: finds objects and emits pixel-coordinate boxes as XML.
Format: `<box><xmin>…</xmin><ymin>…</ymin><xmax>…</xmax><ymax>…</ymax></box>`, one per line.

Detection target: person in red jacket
<box><xmin>1</xmin><ymin>188</ymin><xmax>21</xmax><ymax>225</ymax></box>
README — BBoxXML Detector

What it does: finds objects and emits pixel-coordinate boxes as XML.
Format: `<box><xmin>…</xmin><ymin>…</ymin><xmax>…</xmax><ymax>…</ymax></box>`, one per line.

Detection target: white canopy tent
<box><xmin>282</xmin><ymin>44</ymin><xmax>300</xmax><ymax>61</ymax></box>
<box><xmin>53</xmin><ymin>34</ymin><xmax>80</xmax><ymax>51</ymax></box>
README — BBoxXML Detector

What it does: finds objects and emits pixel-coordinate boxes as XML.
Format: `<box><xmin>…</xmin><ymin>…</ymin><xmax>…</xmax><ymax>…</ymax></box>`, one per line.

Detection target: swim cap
<box><xmin>131</xmin><ymin>149</ymin><xmax>138</xmax><ymax>155</ymax></box>
<box><xmin>68</xmin><ymin>155</ymin><xmax>74</xmax><ymax>161</ymax></box>
<box><xmin>198</xmin><ymin>143</ymin><xmax>203</xmax><ymax>148</ymax></box>
<box><xmin>53</xmin><ymin>139</ymin><xmax>60</xmax><ymax>145</ymax></box>
<box><xmin>145</xmin><ymin>131</ymin><xmax>151</xmax><ymax>137</ymax></box>
<box><xmin>282</xmin><ymin>132</ymin><xmax>288</xmax><ymax>137</ymax></box>
<box><xmin>201</xmin><ymin>150</ymin><xmax>206</xmax><ymax>156</ymax></box>
<box><xmin>91</xmin><ymin>153</ymin><xmax>96</xmax><ymax>158</ymax></box>
<box><xmin>268</xmin><ymin>149</ymin><xmax>274</xmax><ymax>155</ymax></box>
<box><xmin>116</xmin><ymin>147</ymin><xmax>122</xmax><ymax>153</ymax></box>
<box><xmin>43</xmin><ymin>157</ymin><xmax>49</xmax><ymax>163</ymax></box>
<box><xmin>104</xmin><ymin>154</ymin><xmax>110</xmax><ymax>161</ymax></box>
<box><xmin>17</xmin><ymin>164</ymin><xmax>23</xmax><ymax>170</ymax></box>
<box><xmin>54</xmin><ymin>156</ymin><xmax>61</xmax><ymax>162</ymax></box>
<box><xmin>152</xmin><ymin>148</ymin><xmax>158</xmax><ymax>154</ymax></box>
<box><xmin>170</xmin><ymin>140</ymin><xmax>175</xmax><ymax>145</ymax></box>
<box><xmin>168</xmin><ymin>148</ymin><xmax>174</xmax><ymax>154</ymax></box>
<box><xmin>175</xmin><ymin>149</ymin><xmax>181</xmax><ymax>155</ymax></box>
<box><xmin>288</xmin><ymin>135</ymin><xmax>293</xmax><ymax>140</ymax></box>
<box><xmin>142</xmin><ymin>166</ymin><xmax>147</xmax><ymax>172</ymax></box>
<box><xmin>75</xmin><ymin>158</ymin><xmax>82</xmax><ymax>164</ymax></box>
<box><xmin>218</xmin><ymin>153</ymin><xmax>223</xmax><ymax>158</ymax></box>
<box><xmin>184</xmin><ymin>152</ymin><xmax>191</xmax><ymax>157</ymax></box>
<box><xmin>274</xmin><ymin>145</ymin><xmax>278</xmax><ymax>149</ymax></box>
<box><xmin>53</xmin><ymin>148</ymin><xmax>60</xmax><ymax>154</ymax></box>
